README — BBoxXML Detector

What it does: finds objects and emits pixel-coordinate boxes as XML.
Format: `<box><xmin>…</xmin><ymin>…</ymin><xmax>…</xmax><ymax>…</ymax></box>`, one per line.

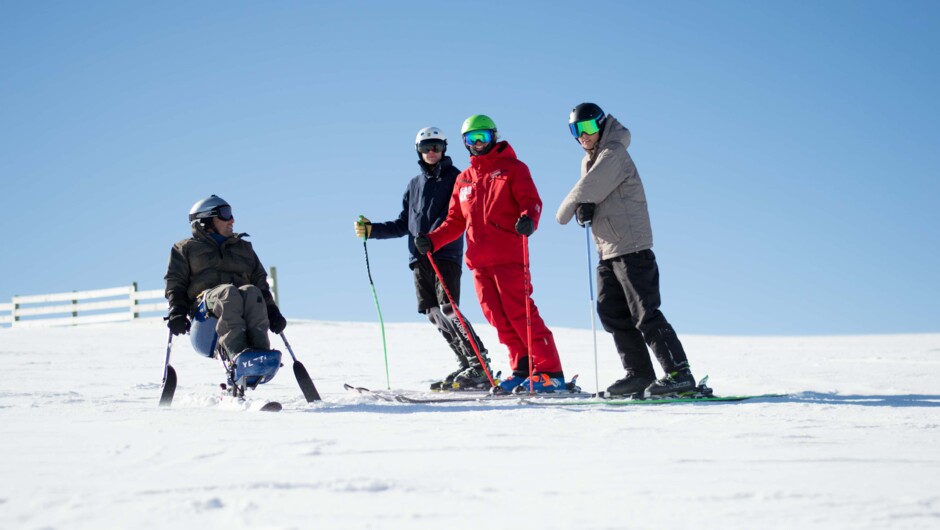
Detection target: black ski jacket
<box><xmin>369</xmin><ymin>156</ymin><xmax>464</xmax><ymax>266</ymax></box>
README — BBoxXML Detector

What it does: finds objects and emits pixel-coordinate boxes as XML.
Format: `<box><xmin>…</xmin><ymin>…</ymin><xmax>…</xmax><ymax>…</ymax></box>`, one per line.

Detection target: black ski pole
<box><xmin>159</xmin><ymin>330</ymin><xmax>177</xmax><ymax>407</ymax></box>
<box><xmin>279</xmin><ymin>332</ymin><xmax>321</xmax><ymax>402</ymax></box>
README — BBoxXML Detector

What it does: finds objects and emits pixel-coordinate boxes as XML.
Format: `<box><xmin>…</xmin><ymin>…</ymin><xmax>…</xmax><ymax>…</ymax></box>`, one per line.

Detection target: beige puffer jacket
<box><xmin>555</xmin><ymin>115</ymin><xmax>653</xmax><ymax>259</ymax></box>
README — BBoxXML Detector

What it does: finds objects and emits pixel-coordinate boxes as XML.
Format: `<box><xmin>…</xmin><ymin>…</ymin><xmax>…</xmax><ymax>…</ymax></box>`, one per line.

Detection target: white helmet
<box><xmin>415</xmin><ymin>126</ymin><xmax>446</xmax><ymax>145</ymax></box>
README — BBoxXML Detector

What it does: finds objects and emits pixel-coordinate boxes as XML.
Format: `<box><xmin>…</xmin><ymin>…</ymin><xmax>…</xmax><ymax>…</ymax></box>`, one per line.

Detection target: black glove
<box><xmin>576</xmin><ymin>203</ymin><xmax>595</xmax><ymax>227</ymax></box>
<box><xmin>166</xmin><ymin>308</ymin><xmax>190</xmax><ymax>336</ymax></box>
<box><xmin>414</xmin><ymin>234</ymin><xmax>434</xmax><ymax>255</ymax></box>
<box><xmin>267</xmin><ymin>304</ymin><xmax>287</xmax><ymax>335</ymax></box>
<box><xmin>515</xmin><ymin>214</ymin><xmax>534</xmax><ymax>236</ymax></box>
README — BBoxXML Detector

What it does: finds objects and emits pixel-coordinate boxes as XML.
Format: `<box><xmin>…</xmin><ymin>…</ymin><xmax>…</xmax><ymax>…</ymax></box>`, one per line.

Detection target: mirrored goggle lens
<box><xmin>417</xmin><ymin>140</ymin><xmax>445</xmax><ymax>154</ymax></box>
<box><xmin>216</xmin><ymin>206</ymin><xmax>233</xmax><ymax>221</ymax></box>
<box><xmin>464</xmin><ymin>130</ymin><xmax>493</xmax><ymax>145</ymax></box>
<box><xmin>569</xmin><ymin>119</ymin><xmax>601</xmax><ymax>138</ymax></box>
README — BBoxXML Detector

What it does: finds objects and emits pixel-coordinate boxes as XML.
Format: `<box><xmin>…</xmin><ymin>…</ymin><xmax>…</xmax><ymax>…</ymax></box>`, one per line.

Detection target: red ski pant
<box><xmin>471</xmin><ymin>263</ymin><xmax>563</xmax><ymax>375</ymax></box>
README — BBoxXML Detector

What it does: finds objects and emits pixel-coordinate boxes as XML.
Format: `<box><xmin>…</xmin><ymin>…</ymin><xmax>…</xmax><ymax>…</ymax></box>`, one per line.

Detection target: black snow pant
<box><xmin>596</xmin><ymin>249</ymin><xmax>689</xmax><ymax>377</ymax></box>
<box><xmin>412</xmin><ymin>257</ymin><xmax>487</xmax><ymax>369</ymax></box>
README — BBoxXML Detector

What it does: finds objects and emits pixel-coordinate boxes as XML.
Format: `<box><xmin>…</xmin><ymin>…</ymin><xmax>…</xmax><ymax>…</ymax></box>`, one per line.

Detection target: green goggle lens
<box><xmin>569</xmin><ymin>119</ymin><xmax>601</xmax><ymax>138</ymax></box>
<box><xmin>464</xmin><ymin>130</ymin><xmax>494</xmax><ymax>145</ymax></box>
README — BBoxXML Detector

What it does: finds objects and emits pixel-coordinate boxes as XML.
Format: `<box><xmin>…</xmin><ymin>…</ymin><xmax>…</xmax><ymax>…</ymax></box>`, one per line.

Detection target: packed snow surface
<box><xmin>1</xmin><ymin>321</ymin><xmax>938</xmax><ymax>529</ymax></box>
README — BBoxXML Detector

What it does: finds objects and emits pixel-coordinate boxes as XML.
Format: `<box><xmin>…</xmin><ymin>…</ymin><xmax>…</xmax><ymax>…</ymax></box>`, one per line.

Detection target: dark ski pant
<box><xmin>413</xmin><ymin>257</ymin><xmax>487</xmax><ymax>369</ymax></box>
<box><xmin>596</xmin><ymin>249</ymin><xmax>689</xmax><ymax>377</ymax></box>
<box><xmin>204</xmin><ymin>284</ymin><xmax>270</xmax><ymax>358</ymax></box>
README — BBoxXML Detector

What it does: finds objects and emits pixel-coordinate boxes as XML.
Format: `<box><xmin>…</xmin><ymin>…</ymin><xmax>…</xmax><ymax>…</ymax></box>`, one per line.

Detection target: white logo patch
<box><xmin>459</xmin><ymin>186</ymin><xmax>472</xmax><ymax>202</ymax></box>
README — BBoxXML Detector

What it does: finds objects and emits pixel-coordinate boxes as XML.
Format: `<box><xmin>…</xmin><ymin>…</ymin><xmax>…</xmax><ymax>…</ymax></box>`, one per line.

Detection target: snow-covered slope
<box><xmin>1</xmin><ymin>321</ymin><xmax>938</xmax><ymax>529</ymax></box>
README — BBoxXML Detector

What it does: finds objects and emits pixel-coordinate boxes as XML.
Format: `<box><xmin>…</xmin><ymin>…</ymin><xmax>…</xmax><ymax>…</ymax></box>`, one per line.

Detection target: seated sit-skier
<box><xmin>164</xmin><ymin>195</ymin><xmax>287</xmax><ymax>361</ymax></box>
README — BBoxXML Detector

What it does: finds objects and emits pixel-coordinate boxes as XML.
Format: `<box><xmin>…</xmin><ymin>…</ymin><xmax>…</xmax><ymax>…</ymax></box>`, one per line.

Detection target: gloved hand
<box><xmin>576</xmin><ymin>203</ymin><xmax>595</xmax><ymax>227</ymax></box>
<box><xmin>267</xmin><ymin>304</ymin><xmax>287</xmax><ymax>335</ymax></box>
<box><xmin>354</xmin><ymin>216</ymin><xmax>372</xmax><ymax>239</ymax></box>
<box><xmin>166</xmin><ymin>307</ymin><xmax>190</xmax><ymax>336</ymax></box>
<box><xmin>515</xmin><ymin>214</ymin><xmax>534</xmax><ymax>236</ymax></box>
<box><xmin>414</xmin><ymin>234</ymin><xmax>434</xmax><ymax>255</ymax></box>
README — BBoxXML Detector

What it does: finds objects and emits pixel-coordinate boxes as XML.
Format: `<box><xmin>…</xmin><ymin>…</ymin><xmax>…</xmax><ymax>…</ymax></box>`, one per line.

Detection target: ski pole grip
<box><xmin>357</xmin><ymin>215</ymin><xmax>368</xmax><ymax>241</ymax></box>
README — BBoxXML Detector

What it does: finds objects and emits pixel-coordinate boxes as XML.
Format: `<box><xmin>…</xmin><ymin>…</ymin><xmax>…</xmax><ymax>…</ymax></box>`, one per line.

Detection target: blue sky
<box><xmin>2</xmin><ymin>1</ymin><xmax>938</xmax><ymax>335</ymax></box>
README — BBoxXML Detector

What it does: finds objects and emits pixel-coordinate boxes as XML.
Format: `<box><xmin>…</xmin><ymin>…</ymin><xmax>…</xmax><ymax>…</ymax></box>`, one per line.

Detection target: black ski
<box><xmin>259</xmin><ymin>401</ymin><xmax>283</xmax><ymax>412</ymax></box>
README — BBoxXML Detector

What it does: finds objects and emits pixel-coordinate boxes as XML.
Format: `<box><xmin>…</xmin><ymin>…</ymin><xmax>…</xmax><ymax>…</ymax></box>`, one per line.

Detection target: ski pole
<box><xmin>522</xmin><ymin>235</ymin><xmax>534</xmax><ymax>394</ymax></box>
<box><xmin>358</xmin><ymin>215</ymin><xmax>391</xmax><ymax>390</ymax></box>
<box><xmin>425</xmin><ymin>250</ymin><xmax>496</xmax><ymax>387</ymax></box>
<box><xmin>585</xmin><ymin>223</ymin><xmax>600</xmax><ymax>396</ymax></box>
<box><xmin>159</xmin><ymin>330</ymin><xmax>177</xmax><ymax>407</ymax></box>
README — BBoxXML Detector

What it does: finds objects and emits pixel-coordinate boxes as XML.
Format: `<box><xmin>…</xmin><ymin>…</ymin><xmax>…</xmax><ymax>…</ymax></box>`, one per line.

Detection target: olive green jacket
<box><xmin>164</xmin><ymin>224</ymin><xmax>275</xmax><ymax>314</ymax></box>
<box><xmin>555</xmin><ymin>115</ymin><xmax>654</xmax><ymax>259</ymax></box>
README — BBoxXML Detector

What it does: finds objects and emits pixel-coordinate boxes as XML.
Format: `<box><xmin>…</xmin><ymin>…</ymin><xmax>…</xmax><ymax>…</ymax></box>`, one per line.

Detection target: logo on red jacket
<box><xmin>459</xmin><ymin>186</ymin><xmax>472</xmax><ymax>202</ymax></box>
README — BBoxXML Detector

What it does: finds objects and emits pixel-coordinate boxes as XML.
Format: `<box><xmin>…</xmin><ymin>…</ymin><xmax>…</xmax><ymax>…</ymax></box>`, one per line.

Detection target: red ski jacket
<box><xmin>429</xmin><ymin>141</ymin><xmax>543</xmax><ymax>269</ymax></box>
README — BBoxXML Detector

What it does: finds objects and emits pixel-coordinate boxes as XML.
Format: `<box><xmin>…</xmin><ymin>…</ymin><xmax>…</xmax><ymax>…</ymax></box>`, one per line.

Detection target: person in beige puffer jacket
<box><xmin>556</xmin><ymin>103</ymin><xmax>696</xmax><ymax>398</ymax></box>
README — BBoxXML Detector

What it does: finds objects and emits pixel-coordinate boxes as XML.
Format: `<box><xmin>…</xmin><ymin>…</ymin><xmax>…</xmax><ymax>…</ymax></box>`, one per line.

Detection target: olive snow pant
<box><xmin>203</xmin><ymin>284</ymin><xmax>270</xmax><ymax>359</ymax></box>
<box><xmin>596</xmin><ymin>249</ymin><xmax>689</xmax><ymax>377</ymax></box>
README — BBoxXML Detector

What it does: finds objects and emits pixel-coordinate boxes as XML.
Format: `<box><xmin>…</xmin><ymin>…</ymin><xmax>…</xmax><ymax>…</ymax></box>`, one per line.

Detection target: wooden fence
<box><xmin>0</xmin><ymin>267</ymin><xmax>277</xmax><ymax>328</ymax></box>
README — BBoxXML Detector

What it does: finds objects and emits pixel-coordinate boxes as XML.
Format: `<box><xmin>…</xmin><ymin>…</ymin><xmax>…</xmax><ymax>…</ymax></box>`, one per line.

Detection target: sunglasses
<box><xmin>569</xmin><ymin>118</ymin><xmax>601</xmax><ymax>138</ymax></box>
<box><xmin>463</xmin><ymin>130</ymin><xmax>493</xmax><ymax>146</ymax></box>
<box><xmin>215</xmin><ymin>206</ymin><xmax>234</xmax><ymax>221</ymax></box>
<box><xmin>417</xmin><ymin>140</ymin><xmax>445</xmax><ymax>154</ymax></box>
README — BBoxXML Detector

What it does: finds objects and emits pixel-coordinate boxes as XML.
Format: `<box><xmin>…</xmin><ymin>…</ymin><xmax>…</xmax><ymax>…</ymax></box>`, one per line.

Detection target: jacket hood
<box><xmin>596</xmin><ymin>115</ymin><xmax>630</xmax><ymax>152</ymax></box>
<box><xmin>470</xmin><ymin>140</ymin><xmax>517</xmax><ymax>169</ymax></box>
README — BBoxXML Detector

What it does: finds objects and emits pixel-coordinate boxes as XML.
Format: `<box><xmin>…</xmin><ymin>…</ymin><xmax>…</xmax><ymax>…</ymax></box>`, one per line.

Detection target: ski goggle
<box><xmin>569</xmin><ymin>118</ymin><xmax>602</xmax><ymax>138</ymax></box>
<box><xmin>417</xmin><ymin>140</ymin><xmax>445</xmax><ymax>154</ymax></box>
<box><xmin>463</xmin><ymin>130</ymin><xmax>494</xmax><ymax>145</ymax></box>
<box><xmin>214</xmin><ymin>206</ymin><xmax>234</xmax><ymax>221</ymax></box>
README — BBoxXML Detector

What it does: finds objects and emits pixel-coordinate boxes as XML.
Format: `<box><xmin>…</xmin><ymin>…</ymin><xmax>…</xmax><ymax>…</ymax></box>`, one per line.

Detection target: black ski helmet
<box><xmin>569</xmin><ymin>103</ymin><xmax>606</xmax><ymax>138</ymax></box>
<box><xmin>189</xmin><ymin>195</ymin><xmax>231</xmax><ymax>228</ymax></box>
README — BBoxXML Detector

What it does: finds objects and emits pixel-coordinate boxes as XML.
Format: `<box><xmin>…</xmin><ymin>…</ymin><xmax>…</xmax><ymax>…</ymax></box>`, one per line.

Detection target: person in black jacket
<box><xmin>355</xmin><ymin>127</ymin><xmax>490</xmax><ymax>390</ymax></box>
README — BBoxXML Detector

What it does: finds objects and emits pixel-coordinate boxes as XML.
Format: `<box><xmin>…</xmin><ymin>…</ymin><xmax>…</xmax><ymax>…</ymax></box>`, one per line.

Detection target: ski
<box><xmin>259</xmin><ymin>401</ymin><xmax>283</xmax><ymax>412</ymax></box>
<box><xmin>344</xmin><ymin>377</ymin><xmax>786</xmax><ymax>406</ymax></box>
<box><xmin>522</xmin><ymin>393</ymin><xmax>788</xmax><ymax>406</ymax></box>
<box><xmin>344</xmin><ymin>382</ymin><xmax>591</xmax><ymax>404</ymax></box>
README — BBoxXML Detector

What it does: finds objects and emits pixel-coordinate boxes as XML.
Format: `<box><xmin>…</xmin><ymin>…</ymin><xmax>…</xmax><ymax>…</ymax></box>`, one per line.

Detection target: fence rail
<box><xmin>1</xmin><ymin>269</ymin><xmax>276</xmax><ymax>329</ymax></box>
<box><xmin>0</xmin><ymin>283</ymin><xmax>165</xmax><ymax>328</ymax></box>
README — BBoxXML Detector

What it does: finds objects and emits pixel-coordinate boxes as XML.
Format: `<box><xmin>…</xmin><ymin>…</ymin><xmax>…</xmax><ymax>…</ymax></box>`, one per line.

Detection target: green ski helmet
<box><xmin>461</xmin><ymin>114</ymin><xmax>498</xmax><ymax>155</ymax></box>
<box><xmin>461</xmin><ymin>114</ymin><xmax>497</xmax><ymax>135</ymax></box>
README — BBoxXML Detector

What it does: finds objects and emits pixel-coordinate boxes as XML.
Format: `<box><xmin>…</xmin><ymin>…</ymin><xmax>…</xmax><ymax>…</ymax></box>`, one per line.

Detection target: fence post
<box><xmin>13</xmin><ymin>296</ymin><xmax>19</xmax><ymax>325</ymax></box>
<box><xmin>132</xmin><ymin>282</ymin><xmax>139</xmax><ymax>320</ymax></box>
<box><xmin>269</xmin><ymin>266</ymin><xmax>279</xmax><ymax>304</ymax></box>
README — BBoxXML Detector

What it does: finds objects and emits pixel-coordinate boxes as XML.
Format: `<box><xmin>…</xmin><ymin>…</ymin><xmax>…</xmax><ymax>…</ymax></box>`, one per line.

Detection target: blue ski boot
<box><xmin>512</xmin><ymin>373</ymin><xmax>566</xmax><ymax>394</ymax></box>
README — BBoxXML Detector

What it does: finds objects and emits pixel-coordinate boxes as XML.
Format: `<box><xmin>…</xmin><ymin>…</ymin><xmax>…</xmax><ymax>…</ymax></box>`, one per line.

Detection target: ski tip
<box><xmin>260</xmin><ymin>402</ymin><xmax>283</xmax><ymax>412</ymax></box>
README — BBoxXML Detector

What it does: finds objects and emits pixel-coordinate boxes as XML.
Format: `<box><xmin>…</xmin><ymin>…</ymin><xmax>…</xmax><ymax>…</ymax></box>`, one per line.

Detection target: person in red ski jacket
<box><xmin>415</xmin><ymin>114</ymin><xmax>566</xmax><ymax>393</ymax></box>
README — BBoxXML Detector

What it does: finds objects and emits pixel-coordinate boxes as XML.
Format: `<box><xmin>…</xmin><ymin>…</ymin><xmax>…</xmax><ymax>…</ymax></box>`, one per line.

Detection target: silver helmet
<box><xmin>188</xmin><ymin>195</ymin><xmax>232</xmax><ymax>223</ymax></box>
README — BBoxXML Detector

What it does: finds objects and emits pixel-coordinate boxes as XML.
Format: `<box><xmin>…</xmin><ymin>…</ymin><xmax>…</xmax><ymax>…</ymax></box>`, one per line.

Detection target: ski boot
<box><xmin>645</xmin><ymin>365</ymin><xmax>696</xmax><ymax>398</ymax></box>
